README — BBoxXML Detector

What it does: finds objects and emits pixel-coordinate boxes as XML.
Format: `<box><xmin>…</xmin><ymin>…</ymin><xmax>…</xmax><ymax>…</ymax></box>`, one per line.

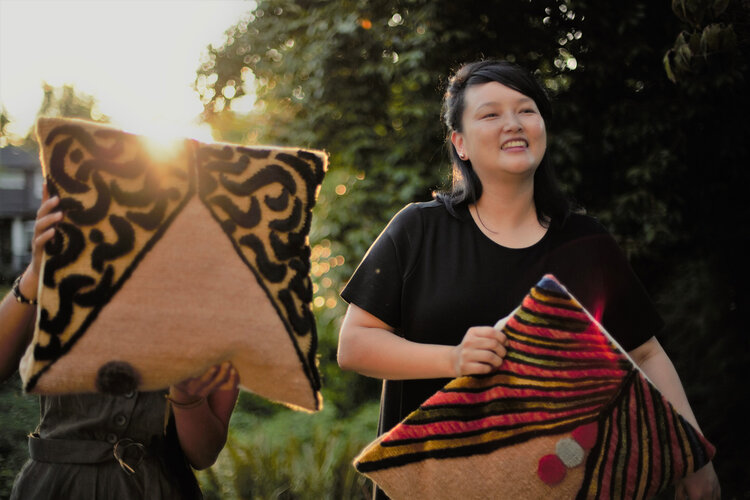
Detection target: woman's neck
<box><xmin>469</xmin><ymin>180</ymin><xmax>547</xmax><ymax>248</ymax></box>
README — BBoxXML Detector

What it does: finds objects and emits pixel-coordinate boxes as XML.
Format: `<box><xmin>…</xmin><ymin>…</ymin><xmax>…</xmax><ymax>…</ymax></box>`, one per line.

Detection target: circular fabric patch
<box><xmin>538</xmin><ymin>454</ymin><xmax>566</xmax><ymax>485</ymax></box>
<box><xmin>572</xmin><ymin>422</ymin><xmax>598</xmax><ymax>450</ymax></box>
<box><xmin>556</xmin><ymin>437</ymin><xmax>585</xmax><ymax>467</ymax></box>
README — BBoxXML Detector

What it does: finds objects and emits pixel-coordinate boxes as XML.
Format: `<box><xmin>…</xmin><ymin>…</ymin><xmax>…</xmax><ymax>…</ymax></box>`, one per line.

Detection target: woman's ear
<box><xmin>450</xmin><ymin>131</ymin><xmax>466</xmax><ymax>160</ymax></box>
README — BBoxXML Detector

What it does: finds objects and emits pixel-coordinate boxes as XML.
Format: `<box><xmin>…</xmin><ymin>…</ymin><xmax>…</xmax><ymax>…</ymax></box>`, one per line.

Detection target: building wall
<box><xmin>0</xmin><ymin>146</ymin><xmax>42</xmax><ymax>281</ymax></box>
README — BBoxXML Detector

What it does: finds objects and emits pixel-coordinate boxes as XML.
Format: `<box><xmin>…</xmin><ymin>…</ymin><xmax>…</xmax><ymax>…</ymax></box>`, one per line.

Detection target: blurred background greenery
<box><xmin>1</xmin><ymin>0</ymin><xmax>748</xmax><ymax>498</ymax></box>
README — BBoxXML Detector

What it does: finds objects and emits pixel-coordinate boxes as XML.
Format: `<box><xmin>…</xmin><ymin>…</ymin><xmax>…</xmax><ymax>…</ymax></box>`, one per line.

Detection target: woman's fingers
<box><xmin>35</xmin><ymin>211</ymin><xmax>62</xmax><ymax>236</ymax></box>
<box><xmin>454</xmin><ymin>324</ymin><xmax>512</xmax><ymax>376</ymax></box>
<box><xmin>36</xmin><ymin>193</ymin><xmax>59</xmax><ymax>219</ymax></box>
<box><xmin>34</xmin><ymin>227</ymin><xmax>57</xmax><ymax>249</ymax></box>
<box><xmin>463</xmin><ymin>336</ymin><xmax>507</xmax><ymax>356</ymax></box>
<box><xmin>175</xmin><ymin>363</ymin><xmax>238</xmax><ymax>397</ymax></box>
<box><xmin>469</xmin><ymin>349</ymin><xmax>504</xmax><ymax>367</ymax></box>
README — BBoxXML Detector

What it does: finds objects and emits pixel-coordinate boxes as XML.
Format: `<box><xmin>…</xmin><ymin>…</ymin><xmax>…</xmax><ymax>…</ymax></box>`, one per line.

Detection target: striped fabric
<box><xmin>354</xmin><ymin>275</ymin><xmax>715</xmax><ymax>499</ymax></box>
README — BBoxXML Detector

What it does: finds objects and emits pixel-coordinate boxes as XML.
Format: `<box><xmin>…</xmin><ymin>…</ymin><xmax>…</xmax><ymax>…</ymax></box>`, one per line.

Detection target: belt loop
<box><xmin>113</xmin><ymin>438</ymin><xmax>146</xmax><ymax>474</ymax></box>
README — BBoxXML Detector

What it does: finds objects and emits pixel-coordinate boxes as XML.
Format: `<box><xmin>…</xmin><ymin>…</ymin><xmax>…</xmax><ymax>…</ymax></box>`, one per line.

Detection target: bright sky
<box><xmin>0</xmin><ymin>0</ymin><xmax>254</xmax><ymax>142</ymax></box>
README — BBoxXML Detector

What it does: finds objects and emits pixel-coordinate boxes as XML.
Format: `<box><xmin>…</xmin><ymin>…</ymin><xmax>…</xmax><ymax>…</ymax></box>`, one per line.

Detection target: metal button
<box><xmin>106</xmin><ymin>433</ymin><xmax>118</xmax><ymax>444</ymax></box>
<box><xmin>114</xmin><ymin>414</ymin><xmax>127</xmax><ymax>427</ymax></box>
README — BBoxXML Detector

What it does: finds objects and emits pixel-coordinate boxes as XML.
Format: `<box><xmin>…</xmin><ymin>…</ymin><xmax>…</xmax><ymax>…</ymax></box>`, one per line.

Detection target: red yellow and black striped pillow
<box><xmin>354</xmin><ymin>275</ymin><xmax>715</xmax><ymax>499</ymax></box>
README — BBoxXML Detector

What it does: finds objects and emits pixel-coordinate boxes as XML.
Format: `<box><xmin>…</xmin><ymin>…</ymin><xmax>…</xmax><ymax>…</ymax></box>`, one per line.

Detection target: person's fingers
<box><xmin>463</xmin><ymin>336</ymin><xmax>499</xmax><ymax>350</ymax></box>
<box><xmin>216</xmin><ymin>366</ymin><xmax>240</xmax><ymax>392</ymax></box>
<box><xmin>461</xmin><ymin>361</ymin><xmax>495</xmax><ymax>375</ymax></box>
<box><xmin>496</xmin><ymin>330</ymin><xmax>509</xmax><ymax>346</ymax></box>
<box><xmin>466</xmin><ymin>326</ymin><xmax>500</xmax><ymax>338</ymax></box>
<box><xmin>35</xmin><ymin>227</ymin><xmax>57</xmax><ymax>248</ymax></box>
<box><xmin>492</xmin><ymin>343</ymin><xmax>508</xmax><ymax>359</ymax></box>
<box><xmin>469</xmin><ymin>349</ymin><xmax>504</xmax><ymax>368</ymax></box>
<box><xmin>35</xmin><ymin>211</ymin><xmax>62</xmax><ymax>236</ymax></box>
<box><xmin>36</xmin><ymin>195</ymin><xmax>59</xmax><ymax>219</ymax></box>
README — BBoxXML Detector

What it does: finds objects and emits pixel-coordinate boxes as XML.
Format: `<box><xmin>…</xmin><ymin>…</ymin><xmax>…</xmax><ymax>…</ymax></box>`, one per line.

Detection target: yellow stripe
<box><xmin>530</xmin><ymin>287</ymin><xmax>582</xmax><ymax>309</ymax></box>
<box><xmin>361</xmin><ymin>414</ymin><xmax>595</xmax><ymax>463</ymax></box>
<box><xmin>444</xmin><ymin>374</ymin><xmax>621</xmax><ymax>391</ymax></box>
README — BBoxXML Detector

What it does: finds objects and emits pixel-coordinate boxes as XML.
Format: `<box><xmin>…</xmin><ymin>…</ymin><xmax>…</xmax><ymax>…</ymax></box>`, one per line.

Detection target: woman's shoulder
<box><xmin>387</xmin><ymin>200</ymin><xmax>452</xmax><ymax>231</ymax></box>
<box><xmin>557</xmin><ymin>211</ymin><xmax>610</xmax><ymax>238</ymax></box>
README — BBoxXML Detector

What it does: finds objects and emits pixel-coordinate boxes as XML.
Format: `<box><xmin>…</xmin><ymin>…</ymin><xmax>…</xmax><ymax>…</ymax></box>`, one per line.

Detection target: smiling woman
<box><xmin>337</xmin><ymin>59</ymin><xmax>720</xmax><ymax>500</ymax></box>
<box><xmin>450</xmin><ymin>82</ymin><xmax>547</xmax><ymax>195</ymax></box>
<box><xmin>0</xmin><ymin>0</ymin><xmax>254</xmax><ymax>141</ymax></box>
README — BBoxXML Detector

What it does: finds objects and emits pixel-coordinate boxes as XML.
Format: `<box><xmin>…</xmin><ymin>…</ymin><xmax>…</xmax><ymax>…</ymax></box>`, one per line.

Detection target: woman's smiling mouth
<box><xmin>501</xmin><ymin>139</ymin><xmax>528</xmax><ymax>150</ymax></box>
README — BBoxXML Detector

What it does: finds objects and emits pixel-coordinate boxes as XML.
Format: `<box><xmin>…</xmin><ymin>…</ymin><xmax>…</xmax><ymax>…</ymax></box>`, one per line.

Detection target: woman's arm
<box><xmin>0</xmin><ymin>190</ymin><xmax>61</xmax><ymax>381</ymax></box>
<box><xmin>337</xmin><ymin>303</ymin><xmax>508</xmax><ymax>380</ymax></box>
<box><xmin>169</xmin><ymin>363</ymin><xmax>240</xmax><ymax>470</ymax></box>
<box><xmin>629</xmin><ymin>337</ymin><xmax>720</xmax><ymax>500</ymax></box>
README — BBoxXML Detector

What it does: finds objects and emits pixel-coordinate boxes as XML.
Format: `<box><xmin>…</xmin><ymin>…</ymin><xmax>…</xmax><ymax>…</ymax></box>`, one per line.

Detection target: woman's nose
<box><xmin>501</xmin><ymin>113</ymin><xmax>523</xmax><ymax>132</ymax></box>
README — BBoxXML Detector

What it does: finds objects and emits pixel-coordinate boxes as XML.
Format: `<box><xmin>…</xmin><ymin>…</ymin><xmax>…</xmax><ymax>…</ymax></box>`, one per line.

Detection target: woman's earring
<box><xmin>459</xmin><ymin>153</ymin><xmax>466</xmax><ymax>160</ymax></box>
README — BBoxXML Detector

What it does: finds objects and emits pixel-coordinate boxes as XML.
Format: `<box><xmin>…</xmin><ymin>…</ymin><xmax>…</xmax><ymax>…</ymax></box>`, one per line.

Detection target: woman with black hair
<box><xmin>338</xmin><ymin>60</ymin><xmax>718</xmax><ymax>499</ymax></box>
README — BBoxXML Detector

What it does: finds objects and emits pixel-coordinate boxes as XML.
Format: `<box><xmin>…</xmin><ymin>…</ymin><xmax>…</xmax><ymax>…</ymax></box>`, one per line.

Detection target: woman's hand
<box><xmin>169</xmin><ymin>362</ymin><xmax>239</xmax><ymax>405</ymax></box>
<box><xmin>18</xmin><ymin>185</ymin><xmax>62</xmax><ymax>296</ymax></box>
<box><xmin>450</xmin><ymin>322</ymin><xmax>509</xmax><ymax>377</ymax></box>
<box><xmin>169</xmin><ymin>362</ymin><xmax>240</xmax><ymax>469</ymax></box>
<box><xmin>674</xmin><ymin>462</ymin><xmax>720</xmax><ymax>500</ymax></box>
<box><xmin>0</xmin><ymin>185</ymin><xmax>62</xmax><ymax>380</ymax></box>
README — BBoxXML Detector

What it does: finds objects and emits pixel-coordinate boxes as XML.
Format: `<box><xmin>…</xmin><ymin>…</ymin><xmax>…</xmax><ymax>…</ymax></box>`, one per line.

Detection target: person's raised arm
<box><xmin>0</xmin><ymin>189</ymin><xmax>61</xmax><ymax>381</ymax></box>
<box><xmin>337</xmin><ymin>303</ymin><xmax>509</xmax><ymax>380</ymax></box>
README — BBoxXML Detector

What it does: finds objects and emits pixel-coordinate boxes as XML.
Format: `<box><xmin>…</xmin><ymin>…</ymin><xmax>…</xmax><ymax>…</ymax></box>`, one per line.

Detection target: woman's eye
<box><xmin>482</xmin><ymin>113</ymin><xmax>498</xmax><ymax>119</ymax></box>
<box><xmin>520</xmin><ymin>108</ymin><xmax>537</xmax><ymax>114</ymax></box>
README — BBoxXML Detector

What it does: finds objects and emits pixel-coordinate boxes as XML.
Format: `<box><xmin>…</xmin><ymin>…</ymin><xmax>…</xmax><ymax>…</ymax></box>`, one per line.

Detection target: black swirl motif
<box><xmin>220</xmin><ymin>164</ymin><xmax>298</xmax><ymax>197</ymax></box>
<box><xmin>287</xmin><ymin>257</ymin><xmax>313</xmax><ymax>303</ymax></box>
<box><xmin>269</xmin><ymin>230</ymin><xmax>306</xmax><ymax>262</ymax></box>
<box><xmin>89</xmin><ymin>215</ymin><xmax>136</xmax><ymax>273</ymax></box>
<box><xmin>238</xmin><ymin>233</ymin><xmax>288</xmax><ymax>283</ymax></box>
<box><xmin>197</xmin><ymin>167</ymin><xmax>219</xmax><ymax>198</ymax></box>
<box><xmin>46</xmin><ymin>125</ymin><xmax>137</xmax><ymax>196</ymax></box>
<box><xmin>43</xmin><ymin>223</ymin><xmax>86</xmax><ymax>288</ymax></box>
<box><xmin>197</xmin><ymin>144</ymin><xmax>234</xmax><ymax>163</ymax></box>
<box><xmin>265</xmin><ymin>188</ymin><xmax>291</xmax><ymax>212</ymax></box>
<box><xmin>126</xmin><ymin>195</ymin><xmax>169</xmax><ymax>231</ymax></box>
<box><xmin>277</xmin><ymin>152</ymin><xmax>326</xmax><ymax>205</ymax></box>
<box><xmin>268</xmin><ymin>198</ymin><xmax>302</xmax><ymax>232</ymax></box>
<box><xmin>37</xmin><ymin>274</ymin><xmax>97</xmax><ymax>357</ymax></box>
<box><xmin>73</xmin><ymin>264</ymin><xmax>115</xmax><ymax>308</ymax></box>
<box><xmin>36</xmin><ymin>265</ymin><xmax>116</xmax><ymax>359</ymax></box>
<box><xmin>209</xmin><ymin>195</ymin><xmax>261</xmax><ymax>229</ymax></box>
<box><xmin>49</xmin><ymin>137</ymin><xmax>90</xmax><ymax>194</ymax></box>
<box><xmin>66</xmin><ymin>171</ymin><xmax>111</xmax><ymax>226</ymax></box>
<box><xmin>110</xmin><ymin>171</ymin><xmax>161</xmax><ymax>207</ymax></box>
<box><xmin>46</xmin><ymin>124</ymin><xmax>126</xmax><ymax>159</ymax></box>
<box><xmin>236</xmin><ymin>146</ymin><xmax>273</xmax><ymax>159</ymax></box>
<box><xmin>75</xmin><ymin>157</ymin><xmax>146</xmax><ymax>181</ymax></box>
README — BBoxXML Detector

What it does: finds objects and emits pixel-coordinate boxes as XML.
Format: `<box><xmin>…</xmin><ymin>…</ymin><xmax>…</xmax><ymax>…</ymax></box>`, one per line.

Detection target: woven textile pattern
<box><xmin>19</xmin><ymin>117</ymin><xmax>326</xmax><ymax>411</ymax></box>
<box><xmin>354</xmin><ymin>275</ymin><xmax>715</xmax><ymax>499</ymax></box>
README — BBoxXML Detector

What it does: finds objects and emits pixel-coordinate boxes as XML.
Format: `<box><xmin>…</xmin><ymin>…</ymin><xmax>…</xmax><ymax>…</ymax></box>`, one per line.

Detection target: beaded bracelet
<box><xmin>11</xmin><ymin>274</ymin><xmax>37</xmax><ymax>306</ymax></box>
<box><xmin>165</xmin><ymin>394</ymin><xmax>205</xmax><ymax>409</ymax></box>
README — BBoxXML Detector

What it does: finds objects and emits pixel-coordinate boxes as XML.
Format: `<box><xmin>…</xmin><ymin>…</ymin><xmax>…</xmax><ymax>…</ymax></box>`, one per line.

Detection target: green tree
<box><xmin>198</xmin><ymin>0</ymin><xmax>749</xmax><ymax>496</ymax></box>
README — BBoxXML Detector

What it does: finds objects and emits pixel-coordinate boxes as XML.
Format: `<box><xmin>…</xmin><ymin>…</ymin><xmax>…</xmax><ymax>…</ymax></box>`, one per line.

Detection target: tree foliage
<box><xmin>194</xmin><ymin>0</ymin><xmax>748</xmax><ymax>494</ymax></box>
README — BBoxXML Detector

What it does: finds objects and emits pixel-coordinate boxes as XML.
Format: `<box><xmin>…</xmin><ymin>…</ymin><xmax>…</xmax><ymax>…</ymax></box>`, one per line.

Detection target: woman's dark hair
<box><xmin>435</xmin><ymin>60</ymin><xmax>570</xmax><ymax>226</ymax></box>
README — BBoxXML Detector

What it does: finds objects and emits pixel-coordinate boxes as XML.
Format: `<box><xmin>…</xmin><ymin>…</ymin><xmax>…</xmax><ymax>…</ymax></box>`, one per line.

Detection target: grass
<box><xmin>197</xmin><ymin>396</ymin><xmax>379</xmax><ymax>500</ymax></box>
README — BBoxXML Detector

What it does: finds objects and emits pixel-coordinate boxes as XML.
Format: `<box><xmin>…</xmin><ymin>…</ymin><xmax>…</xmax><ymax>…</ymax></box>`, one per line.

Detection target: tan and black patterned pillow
<box><xmin>19</xmin><ymin>117</ymin><xmax>326</xmax><ymax>411</ymax></box>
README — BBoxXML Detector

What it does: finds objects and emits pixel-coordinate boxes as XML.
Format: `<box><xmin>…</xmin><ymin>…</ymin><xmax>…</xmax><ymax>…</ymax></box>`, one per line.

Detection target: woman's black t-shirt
<box><xmin>341</xmin><ymin>200</ymin><xmax>663</xmax><ymax>437</ymax></box>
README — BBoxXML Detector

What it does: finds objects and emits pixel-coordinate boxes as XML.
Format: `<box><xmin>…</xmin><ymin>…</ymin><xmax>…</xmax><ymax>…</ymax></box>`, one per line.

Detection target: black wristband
<box><xmin>11</xmin><ymin>274</ymin><xmax>37</xmax><ymax>306</ymax></box>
